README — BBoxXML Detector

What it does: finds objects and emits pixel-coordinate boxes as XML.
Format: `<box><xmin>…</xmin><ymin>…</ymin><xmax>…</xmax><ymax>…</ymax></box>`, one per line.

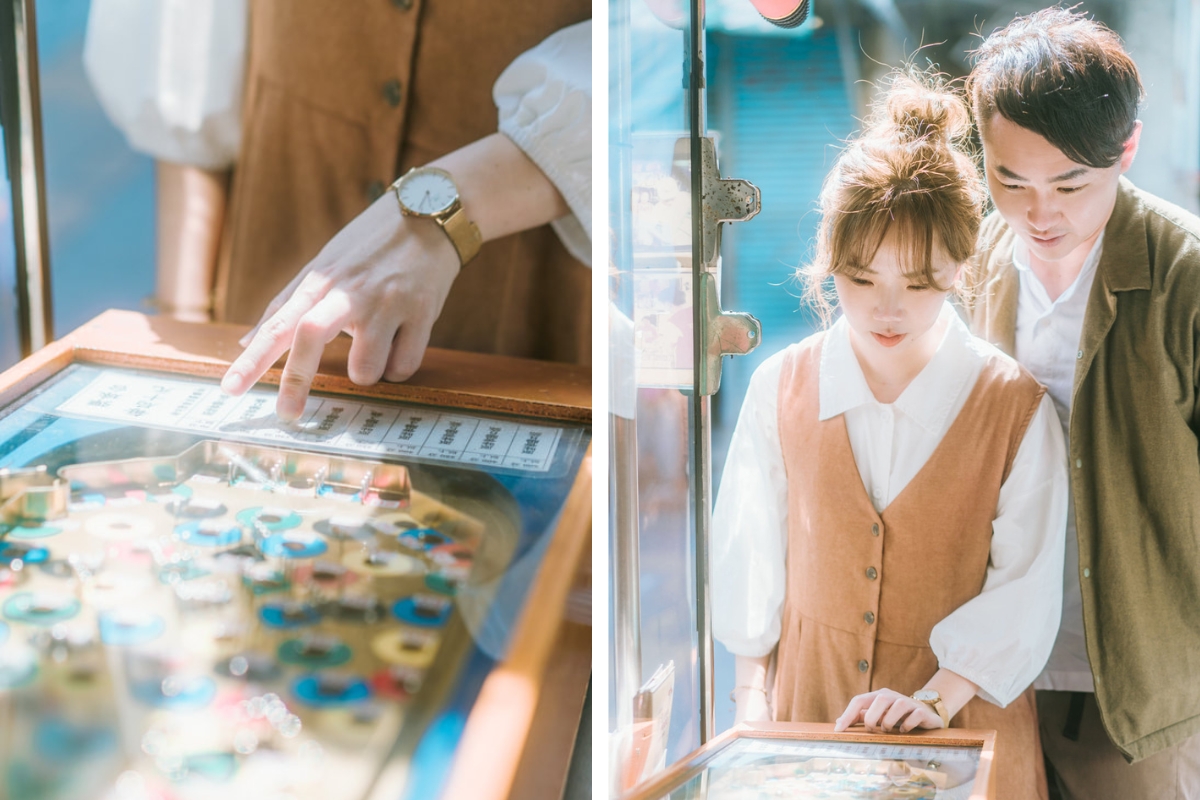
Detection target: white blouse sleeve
<box><xmin>83</xmin><ymin>0</ymin><xmax>248</xmax><ymax>169</ymax></box>
<box><xmin>929</xmin><ymin>391</ymin><xmax>1068</xmax><ymax>707</ymax></box>
<box><xmin>711</xmin><ymin>351</ymin><xmax>791</xmax><ymax>658</ymax></box>
<box><xmin>493</xmin><ymin>21</ymin><xmax>592</xmax><ymax>266</ymax></box>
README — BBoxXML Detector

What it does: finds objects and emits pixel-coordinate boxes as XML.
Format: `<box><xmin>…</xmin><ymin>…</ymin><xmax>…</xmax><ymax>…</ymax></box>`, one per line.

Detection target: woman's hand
<box><xmin>834</xmin><ymin>688</ymin><xmax>944</xmax><ymax>734</ymax></box>
<box><xmin>219</xmin><ymin>196</ymin><xmax>458</xmax><ymax>421</ymax></box>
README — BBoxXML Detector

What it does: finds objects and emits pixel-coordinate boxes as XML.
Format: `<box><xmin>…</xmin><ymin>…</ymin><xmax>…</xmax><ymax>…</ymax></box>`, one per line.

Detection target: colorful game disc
<box><xmin>85</xmin><ymin>512</ymin><xmax>152</xmax><ymax>540</ymax></box>
<box><xmin>397</xmin><ymin>528</ymin><xmax>451</xmax><ymax>551</ymax></box>
<box><xmin>291</xmin><ymin>672</ymin><xmax>371</xmax><ymax>708</ymax></box>
<box><xmin>99</xmin><ymin>610</ymin><xmax>165</xmax><ymax>646</ymax></box>
<box><xmin>370</xmin><ymin>665</ymin><xmax>423</xmax><ymax>702</ymax></box>
<box><xmin>3</xmin><ymin>592</ymin><xmax>81</xmax><ymax>626</ymax></box>
<box><xmin>131</xmin><ymin>675</ymin><xmax>217</xmax><ymax>710</ymax></box>
<box><xmin>0</xmin><ymin>542</ymin><xmax>48</xmax><ymax>564</ymax></box>
<box><xmin>237</xmin><ymin>506</ymin><xmax>302</xmax><ymax>532</ymax></box>
<box><xmin>158</xmin><ymin>561</ymin><xmax>210</xmax><ymax>584</ymax></box>
<box><xmin>424</xmin><ymin>573</ymin><xmax>461</xmax><ymax>597</ymax></box>
<box><xmin>37</xmin><ymin>559</ymin><xmax>74</xmax><ymax>579</ymax></box>
<box><xmin>176</xmin><ymin>520</ymin><xmax>243</xmax><ymax>548</ymax></box>
<box><xmin>242</xmin><ymin>566</ymin><xmax>290</xmax><ymax>595</ymax></box>
<box><xmin>278</xmin><ymin>635</ymin><xmax>353</xmax><ymax>668</ymax></box>
<box><xmin>182</xmin><ymin>751</ymin><xmax>238</xmax><ymax>781</ymax></box>
<box><xmin>261</xmin><ymin>531</ymin><xmax>327</xmax><ymax>559</ymax></box>
<box><xmin>370</xmin><ymin>627</ymin><xmax>440</xmax><ymax>669</ymax></box>
<box><xmin>391</xmin><ymin>595</ymin><xmax>452</xmax><ymax>628</ymax></box>
<box><xmin>429</xmin><ymin>543</ymin><xmax>474</xmax><ymax>569</ymax></box>
<box><xmin>323</xmin><ymin>595</ymin><xmax>385</xmax><ymax>624</ymax></box>
<box><xmin>343</xmin><ymin>549</ymin><xmax>425</xmax><ymax>578</ymax></box>
<box><xmin>260</xmin><ymin>601</ymin><xmax>321</xmax><ymax>629</ymax></box>
<box><xmin>5</xmin><ymin>525</ymin><xmax>60</xmax><ymax>540</ymax></box>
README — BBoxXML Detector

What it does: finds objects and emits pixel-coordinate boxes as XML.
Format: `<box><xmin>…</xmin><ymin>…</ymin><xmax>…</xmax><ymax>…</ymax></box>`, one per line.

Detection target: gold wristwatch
<box><xmin>912</xmin><ymin>690</ymin><xmax>950</xmax><ymax>728</ymax></box>
<box><xmin>391</xmin><ymin>166</ymin><xmax>482</xmax><ymax>266</ymax></box>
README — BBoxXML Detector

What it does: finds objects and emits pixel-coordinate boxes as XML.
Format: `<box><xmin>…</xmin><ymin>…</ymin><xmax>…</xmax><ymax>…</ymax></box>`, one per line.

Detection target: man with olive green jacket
<box><xmin>965</xmin><ymin>9</ymin><xmax>1200</xmax><ymax>799</ymax></box>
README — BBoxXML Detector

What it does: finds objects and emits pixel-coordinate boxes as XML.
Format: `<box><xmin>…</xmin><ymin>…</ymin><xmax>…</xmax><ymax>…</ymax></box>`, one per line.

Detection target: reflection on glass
<box><xmin>36</xmin><ymin>0</ymin><xmax>155</xmax><ymax>336</ymax></box>
<box><xmin>0</xmin><ymin>363</ymin><xmax>588</xmax><ymax>800</ymax></box>
<box><xmin>652</xmin><ymin>736</ymin><xmax>983</xmax><ymax>800</ymax></box>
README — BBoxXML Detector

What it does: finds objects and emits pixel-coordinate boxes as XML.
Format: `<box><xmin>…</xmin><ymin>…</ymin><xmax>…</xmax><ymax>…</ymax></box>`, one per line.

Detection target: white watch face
<box><xmin>397</xmin><ymin>169</ymin><xmax>457</xmax><ymax>216</ymax></box>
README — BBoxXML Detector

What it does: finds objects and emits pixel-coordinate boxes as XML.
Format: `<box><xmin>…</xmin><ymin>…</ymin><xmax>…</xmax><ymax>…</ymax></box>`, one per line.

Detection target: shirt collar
<box><xmin>1012</xmin><ymin>231</ymin><xmax>1105</xmax><ymax>307</ymax></box>
<box><xmin>818</xmin><ymin>303</ymin><xmax>979</xmax><ymax>435</ymax></box>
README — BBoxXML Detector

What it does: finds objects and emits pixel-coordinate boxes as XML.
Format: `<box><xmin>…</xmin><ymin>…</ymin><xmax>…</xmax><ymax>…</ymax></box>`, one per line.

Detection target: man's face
<box><xmin>979</xmin><ymin>113</ymin><xmax>1139</xmax><ymax>269</ymax></box>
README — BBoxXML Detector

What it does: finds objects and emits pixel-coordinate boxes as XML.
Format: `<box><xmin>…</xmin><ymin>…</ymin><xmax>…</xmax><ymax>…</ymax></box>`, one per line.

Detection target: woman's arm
<box><xmin>154</xmin><ymin>162</ymin><xmax>228</xmax><ymax>321</ymax></box>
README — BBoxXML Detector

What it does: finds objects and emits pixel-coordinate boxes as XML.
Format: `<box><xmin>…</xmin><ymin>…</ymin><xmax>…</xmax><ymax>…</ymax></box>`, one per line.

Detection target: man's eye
<box><xmin>1058</xmin><ymin>186</ymin><xmax>1084</xmax><ymax>194</ymax></box>
<box><xmin>1001</xmin><ymin>183</ymin><xmax>1022</xmax><ymax>191</ymax></box>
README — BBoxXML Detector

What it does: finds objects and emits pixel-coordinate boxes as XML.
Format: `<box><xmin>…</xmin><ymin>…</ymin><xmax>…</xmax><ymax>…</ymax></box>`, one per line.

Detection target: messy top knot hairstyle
<box><xmin>804</xmin><ymin>70</ymin><xmax>985</xmax><ymax>323</ymax></box>
<box><xmin>968</xmin><ymin>7</ymin><xmax>1143</xmax><ymax>169</ymax></box>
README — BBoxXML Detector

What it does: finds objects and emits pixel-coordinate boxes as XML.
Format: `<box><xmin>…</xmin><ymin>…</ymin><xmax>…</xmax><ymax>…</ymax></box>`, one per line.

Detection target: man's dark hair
<box><xmin>967</xmin><ymin>7</ymin><xmax>1143</xmax><ymax>168</ymax></box>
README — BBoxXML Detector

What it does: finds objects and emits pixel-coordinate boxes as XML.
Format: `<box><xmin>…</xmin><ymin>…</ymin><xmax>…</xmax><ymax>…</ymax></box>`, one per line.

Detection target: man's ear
<box><xmin>1119</xmin><ymin>120</ymin><xmax>1142</xmax><ymax>174</ymax></box>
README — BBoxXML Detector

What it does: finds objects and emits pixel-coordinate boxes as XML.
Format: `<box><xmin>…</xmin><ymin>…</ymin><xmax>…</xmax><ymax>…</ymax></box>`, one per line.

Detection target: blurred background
<box><xmin>609</xmin><ymin>0</ymin><xmax>1200</xmax><ymax>787</ymax></box>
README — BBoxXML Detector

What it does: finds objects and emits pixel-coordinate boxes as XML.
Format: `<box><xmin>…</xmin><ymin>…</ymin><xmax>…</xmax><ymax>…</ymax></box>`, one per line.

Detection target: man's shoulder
<box><xmin>1121</xmin><ymin>180</ymin><xmax>1200</xmax><ymax>278</ymax></box>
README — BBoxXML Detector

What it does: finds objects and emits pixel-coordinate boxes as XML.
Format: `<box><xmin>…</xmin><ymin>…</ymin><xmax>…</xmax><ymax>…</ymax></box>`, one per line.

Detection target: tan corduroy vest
<box><xmin>775</xmin><ymin>333</ymin><xmax>1048</xmax><ymax>800</ymax></box>
<box><xmin>213</xmin><ymin>0</ymin><xmax>591</xmax><ymax>366</ymax></box>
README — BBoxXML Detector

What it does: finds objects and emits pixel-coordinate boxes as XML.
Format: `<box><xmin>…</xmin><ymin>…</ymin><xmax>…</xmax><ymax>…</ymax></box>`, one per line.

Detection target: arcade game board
<box><xmin>0</xmin><ymin>311</ymin><xmax>591</xmax><ymax>800</ymax></box>
<box><xmin>621</xmin><ymin>723</ymin><xmax>996</xmax><ymax>800</ymax></box>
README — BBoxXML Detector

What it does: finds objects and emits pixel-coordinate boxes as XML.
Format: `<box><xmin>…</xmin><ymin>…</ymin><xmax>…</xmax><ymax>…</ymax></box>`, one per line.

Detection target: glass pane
<box><xmin>610</xmin><ymin>0</ymin><xmax>702</xmax><ymax>788</ymax></box>
<box><xmin>0</xmin><ymin>362</ymin><xmax>589</xmax><ymax>799</ymax></box>
<box><xmin>36</xmin><ymin>0</ymin><xmax>156</xmax><ymax>337</ymax></box>
<box><xmin>0</xmin><ymin>109</ymin><xmax>21</xmax><ymax>370</ymax></box>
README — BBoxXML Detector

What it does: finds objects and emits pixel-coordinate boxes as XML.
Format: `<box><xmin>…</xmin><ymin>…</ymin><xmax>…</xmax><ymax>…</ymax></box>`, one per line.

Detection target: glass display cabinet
<box><xmin>621</xmin><ymin>723</ymin><xmax>996</xmax><ymax>800</ymax></box>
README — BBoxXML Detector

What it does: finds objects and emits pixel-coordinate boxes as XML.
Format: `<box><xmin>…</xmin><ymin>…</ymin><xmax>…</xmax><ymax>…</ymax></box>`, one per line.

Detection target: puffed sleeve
<box><xmin>711</xmin><ymin>350</ymin><xmax>790</xmax><ymax>658</ymax></box>
<box><xmin>83</xmin><ymin>0</ymin><xmax>247</xmax><ymax>169</ymax></box>
<box><xmin>929</xmin><ymin>391</ymin><xmax>1068</xmax><ymax>707</ymax></box>
<box><xmin>493</xmin><ymin>21</ymin><xmax>591</xmax><ymax>266</ymax></box>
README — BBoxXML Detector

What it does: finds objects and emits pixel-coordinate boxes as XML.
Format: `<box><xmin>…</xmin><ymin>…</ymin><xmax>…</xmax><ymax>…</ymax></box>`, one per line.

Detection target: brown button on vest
<box><xmin>212</xmin><ymin>0</ymin><xmax>591</xmax><ymax>366</ymax></box>
<box><xmin>774</xmin><ymin>333</ymin><xmax>1049</xmax><ymax>800</ymax></box>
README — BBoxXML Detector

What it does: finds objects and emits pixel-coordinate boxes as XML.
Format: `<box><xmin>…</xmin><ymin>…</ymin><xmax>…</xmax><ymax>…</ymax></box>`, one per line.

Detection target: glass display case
<box><xmin>621</xmin><ymin>723</ymin><xmax>996</xmax><ymax>800</ymax></box>
<box><xmin>0</xmin><ymin>311</ymin><xmax>591</xmax><ymax>800</ymax></box>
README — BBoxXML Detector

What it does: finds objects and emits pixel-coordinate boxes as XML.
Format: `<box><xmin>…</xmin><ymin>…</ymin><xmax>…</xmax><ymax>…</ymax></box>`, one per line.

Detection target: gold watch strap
<box><xmin>914</xmin><ymin>695</ymin><xmax>950</xmax><ymax>728</ymax></box>
<box><xmin>437</xmin><ymin>207</ymin><xmax>482</xmax><ymax>266</ymax></box>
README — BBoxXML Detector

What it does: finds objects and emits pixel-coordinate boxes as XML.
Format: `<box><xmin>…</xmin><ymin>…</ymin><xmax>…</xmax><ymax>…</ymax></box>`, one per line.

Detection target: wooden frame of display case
<box><xmin>621</xmin><ymin>721</ymin><xmax>997</xmax><ymax>800</ymax></box>
<box><xmin>0</xmin><ymin>309</ymin><xmax>592</xmax><ymax>800</ymax></box>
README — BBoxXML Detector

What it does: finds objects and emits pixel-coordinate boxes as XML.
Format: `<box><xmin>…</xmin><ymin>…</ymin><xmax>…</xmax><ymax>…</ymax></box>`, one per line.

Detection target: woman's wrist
<box><xmin>921</xmin><ymin>668</ymin><xmax>980</xmax><ymax>721</ymax></box>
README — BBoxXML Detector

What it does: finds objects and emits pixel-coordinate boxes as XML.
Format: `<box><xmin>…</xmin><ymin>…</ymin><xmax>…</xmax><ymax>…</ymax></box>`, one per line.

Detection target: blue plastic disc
<box><xmin>175</xmin><ymin>521</ymin><xmax>242</xmax><ymax>548</ymax></box>
<box><xmin>277</xmin><ymin>637</ymin><xmax>353</xmax><ymax>668</ymax></box>
<box><xmin>397</xmin><ymin>528</ymin><xmax>451</xmax><ymax>551</ymax></box>
<box><xmin>131</xmin><ymin>675</ymin><xmax>216</xmax><ymax>710</ymax></box>
<box><xmin>423</xmin><ymin>574</ymin><xmax>460</xmax><ymax>597</ymax></box>
<box><xmin>391</xmin><ymin>596</ymin><xmax>452</xmax><ymax>628</ymax></box>
<box><xmin>291</xmin><ymin>672</ymin><xmax>371</xmax><ymax>708</ymax></box>
<box><xmin>33</xmin><ymin>718</ymin><xmax>116</xmax><ymax>762</ymax></box>
<box><xmin>158</xmin><ymin>562</ymin><xmax>210</xmax><ymax>584</ymax></box>
<box><xmin>99</xmin><ymin>611</ymin><xmax>165</xmax><ymax>646</ymax></box>
<box><xmin>0</xmin><ymin>543</ymin><xmax>48</xmax><ymax>564</ymax></box>
<box><xmin>261</xmin><ymin>532</ymin><xmax>327</xmax><ymax>559</ymax></box>
<box><xmin>3</xmin><ymin>592</ymin><xmax>80</xmax><ymax>625</ymax></box>
<box><xmin>5</xmin><ymin>525</ymin><xmax>61</xmax><ymax>540</ymax></box>
<box><xmin>236</xmin><ymin>507</ymin><xmax>302</xmax><ymax>532</ymax></box>
<box><xmin>260</xmin><ymin>601</ymin><xmax>321</xmax><ymax>629</ymax></box>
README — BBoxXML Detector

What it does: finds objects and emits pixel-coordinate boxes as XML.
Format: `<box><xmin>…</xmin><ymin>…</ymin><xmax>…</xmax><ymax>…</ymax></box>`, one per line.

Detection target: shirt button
<box><xmin>1077</xmin><ymin>350</ymin><xmax>1084</xmax><ymax>360</ymax></box>
<box><xmin>1083</xmin><ymin>568</ymin><xmax>1091</xmax><ymax>578</ymax></box>
<box><xmin>858</xmin><ymin>659</ymin><xmax>869</xmax><ymax>673</ymax></box>
<box><xmin>864</xmin><ymin>611</ymin><xmax>875</xmax><ymax>624</ymax></box>
<box><xmin>866</xmin><ymin>567</ymin><xmax>878</xmax><ymax>581</ymax></box>
<box><xmin>871</xmin><ymin>523</ymin><xmax>880</xmax><ymax>537</ymax></box>
<box><xmin>365</xmin><ymin>180</ymin><xmax>386</xmax><ymax>201</ymax></box>
<box><xmin>382</xmin><ymin>79</ymin><xmax>404</xmax><ymax>107</ymax></box>
<box><xmin>1075</xmin><ymin>459</ymin><xmax>1083</xmax><ymax>469</ymax></box>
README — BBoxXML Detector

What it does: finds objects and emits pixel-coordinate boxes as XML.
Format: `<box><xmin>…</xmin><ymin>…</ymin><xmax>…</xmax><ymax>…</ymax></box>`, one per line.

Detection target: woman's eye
<box><xmin>849</xmin><ymin>277</ymin><xmax>872</xmax><ymax>286</ymax></box>
<box><xmin>907</xmin><ymin>284</ymin><xmax>931</xmax><ymax>291</ymax></box>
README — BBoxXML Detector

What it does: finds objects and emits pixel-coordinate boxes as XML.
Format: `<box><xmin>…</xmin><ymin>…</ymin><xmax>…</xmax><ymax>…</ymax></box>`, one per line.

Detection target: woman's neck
<box><xmin>848</xmin><ymin>312</ymin><xmax>949</xmax><ymax>404</ymax></box>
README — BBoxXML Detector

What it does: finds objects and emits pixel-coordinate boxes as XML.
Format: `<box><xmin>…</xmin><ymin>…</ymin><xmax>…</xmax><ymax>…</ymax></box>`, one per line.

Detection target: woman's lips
<box><xmin>872</xmin><ymin>332</ymin><xmax>905</xmax><ymax>347</ymax></box>
<box><xmin>1030</xmin><ymin>232</ymin><xmax>1067</xmax><ymax>248</ymax></box>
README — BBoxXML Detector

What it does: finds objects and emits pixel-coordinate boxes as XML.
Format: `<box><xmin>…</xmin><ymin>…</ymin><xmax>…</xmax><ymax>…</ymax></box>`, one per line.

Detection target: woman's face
<box><xmin>832</xmin><ymin>230</ymin><xmax>960</xmax><ymax>360</ymax></box>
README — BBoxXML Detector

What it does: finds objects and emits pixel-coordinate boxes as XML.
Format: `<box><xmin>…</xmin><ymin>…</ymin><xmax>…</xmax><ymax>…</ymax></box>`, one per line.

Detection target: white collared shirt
<box><xmin>1013</xmin><ymin>234</ymin><xmax>1104</xmax><ymax>693</ymax></box>
<box><xmin>711</xmin><ymin>303</ymin><xmax>1069</xmax><ymax>707</ymax></box>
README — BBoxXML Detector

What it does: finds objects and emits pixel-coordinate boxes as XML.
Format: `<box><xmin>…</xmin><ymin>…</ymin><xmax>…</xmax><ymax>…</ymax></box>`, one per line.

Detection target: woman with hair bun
<box><xmin>711</xmin><ymin>71</ymin><xmax>1068</xmax><ymax>798</ymax></box>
